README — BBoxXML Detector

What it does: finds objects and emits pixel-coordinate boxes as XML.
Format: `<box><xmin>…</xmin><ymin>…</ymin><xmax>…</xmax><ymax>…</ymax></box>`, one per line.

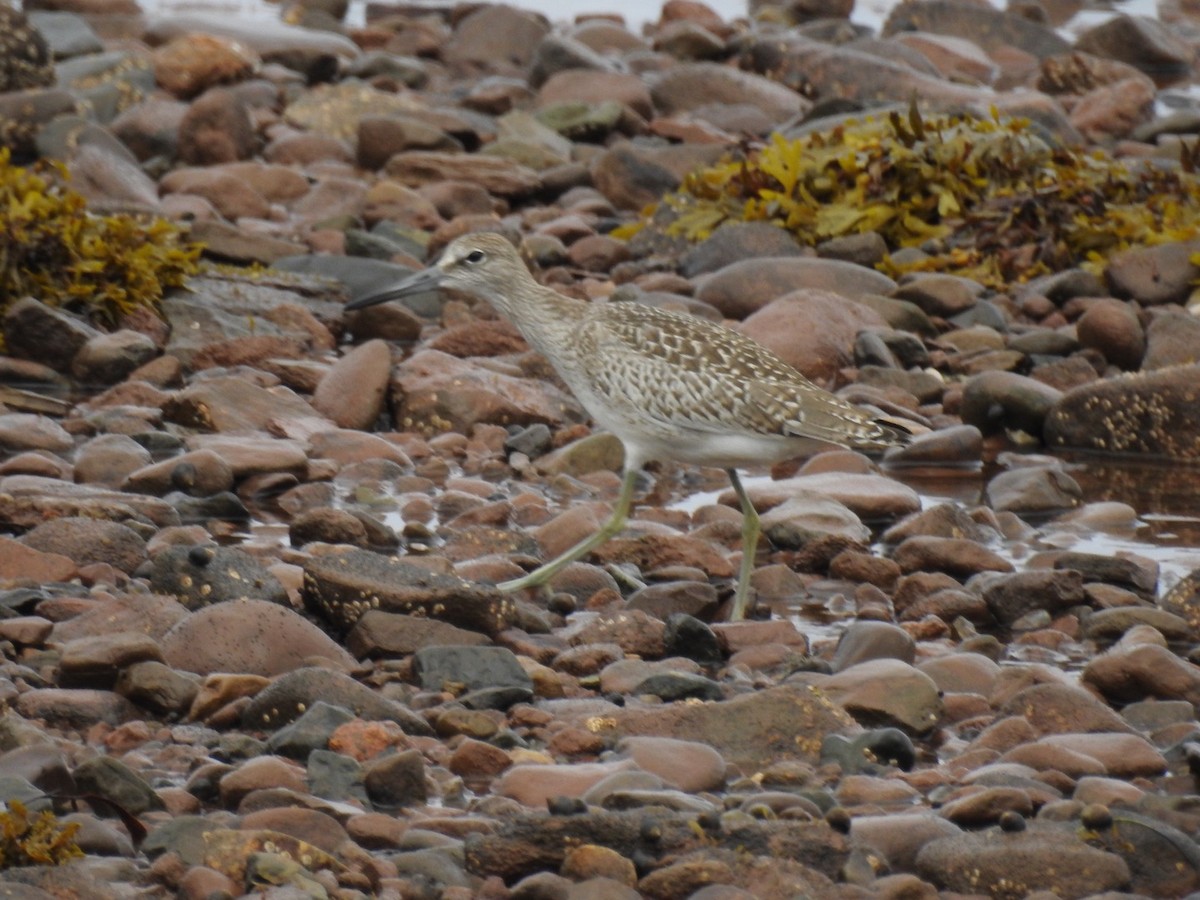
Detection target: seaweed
<box><xmin>0</xmin><ymin>148</ymin><xmax>201</xmax><ymax>328</ymax></box>
<box><xmin>618</xmin><ymin>105</ymin><xmax>1200</xmax><ymax>288</ymax></box>
<box><xmin>0</xmin><ymin>800</ymin><xmax>83</xmax><ymax>868</ymax></box>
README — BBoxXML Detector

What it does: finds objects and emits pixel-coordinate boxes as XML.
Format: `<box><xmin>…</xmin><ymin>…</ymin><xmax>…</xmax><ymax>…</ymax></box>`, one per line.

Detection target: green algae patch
<box><xmin>0</xmin><ymin>148</ymin><xmax>201</xmax><ymax>330</ymax></box>
<box><xmin>617</xmin><ymin>106</ymin><xmax>1200</xmax><ymax>288</ymax></box>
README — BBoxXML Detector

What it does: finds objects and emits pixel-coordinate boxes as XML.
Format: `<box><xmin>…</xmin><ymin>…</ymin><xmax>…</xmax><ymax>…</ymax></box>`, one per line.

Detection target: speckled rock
<box><xmin>161</xmin><ymin>598</ymin><xmax>356</xmax><ymax>676</ymax></box>
<box><xmin>1045</xmin><ymin>365</ymin><xmax>1200</xmax><ymax>458</ymax></box>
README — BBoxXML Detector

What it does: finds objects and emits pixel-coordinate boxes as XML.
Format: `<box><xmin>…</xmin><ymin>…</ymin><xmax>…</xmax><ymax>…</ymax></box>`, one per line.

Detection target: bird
<box><xmin>346</xmin><ymin>232</ymin><xmax>913</xmax><ymax>620</ymax></box>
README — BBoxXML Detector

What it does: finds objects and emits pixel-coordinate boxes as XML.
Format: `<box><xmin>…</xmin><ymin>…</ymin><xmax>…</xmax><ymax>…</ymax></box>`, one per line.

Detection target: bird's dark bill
<box><xmin>345</xmin><ymin>266</ymin><xmax>444</xmax><ymax>310</ymax></box>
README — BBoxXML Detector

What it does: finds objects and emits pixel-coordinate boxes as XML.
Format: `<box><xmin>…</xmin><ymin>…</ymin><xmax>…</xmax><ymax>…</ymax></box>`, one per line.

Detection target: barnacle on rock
<box><xmin>0</xmin><ymin>6</ymin><xmax>54</xmax><ymax>92</ymax></box>
<box><xmin>0</xmin><ymin>148</ymin><xmax>202</xmax><ymax>332</ymax></box>
<box><xmin>618</xmin><ymin>105</ymin><xmax>1200</xmax><ymax>288</ymax></box>
<box><xmin>0</xmin><ymin>800</ymin><xmax>84</xmax><ymax>868</ymax></box>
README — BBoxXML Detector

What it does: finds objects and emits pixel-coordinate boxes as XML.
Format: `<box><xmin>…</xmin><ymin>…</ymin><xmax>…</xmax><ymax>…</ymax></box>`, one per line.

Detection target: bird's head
<box><xmin>345</xmin><ymin>232</ymin><xmax>527</xmax><ymax>313</ymax></box>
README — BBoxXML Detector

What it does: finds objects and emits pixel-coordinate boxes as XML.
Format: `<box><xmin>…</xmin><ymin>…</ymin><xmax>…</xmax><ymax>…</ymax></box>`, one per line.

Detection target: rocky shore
<box><xmin>2</xmin><ymin>0</ymin><xmax>1200</xmax><ymax>897</ymax></box>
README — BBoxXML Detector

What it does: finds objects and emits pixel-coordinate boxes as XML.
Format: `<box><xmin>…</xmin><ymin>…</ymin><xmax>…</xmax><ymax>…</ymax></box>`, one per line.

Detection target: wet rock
<box><xmin>614</xmin><ymin>736</ymin><xmax>726</xmax><ymax>793</ymax></box>
<box><xmin>916</xmin><ymin>826</ymin><xmax>1129</xmax><ymax>897</ymax></box>
<box><xmin>1083</xmin><ymin>642</ymin><xmax>1200</xmax><ymax>708</ymax></box>
<box><xmin>114</xmin><ymin>660</ymin><xmax>199</xmax><ymax>716</ymax></box>
<box><xmin>414</xmin><ymin>645</ymin><xmax>533</xmax><ymax>708</ymax></box>
<box><xmin>892</xmin><ymin>274</ymin><xmax>983</xmax><ymax>318</ymax></box>
<box><xmin>1001</xmin><ymin>681</ymin><xmax>1133</xmax><ymax>736</ymax></box>
<box><xmin>984</xmin><ymin>466</ymin><xmax>1082</xmax><ymax>514</ymax></box>
<box><xmin>364</xmin><ymin>748</ymin><xmax>427</xmax><ymax>809</ymax></box>
<box><xmin>1083</xmin><ymin>606</ymin><xmax>1191</xmax><ymax>642</ymax></box>
<box><xmin>311</xmin><ymin>338</ymin><xmax>391</xmax><ymax>430</ymax></box>
<box><xmin>980</xmin><ymin>569</ymin><xmax>1085</xmax><ymax>627</ymax></box>
<box><xmin>20</xmin><ymin>517</ymin><xmax>146</xmax><ymax>574</ymax></box>
<box><xmin>161</xmin><ymin>598</ymin><xmax>356</xmax><ymax>677</ymax></box>
<box><xmin>240</xmin><ymin>667</ymin><xmax>432</xmax><ymax>734</ymax></box>
<box><xmin>303</xmin><ymin>547</ymin><xmax>516</xmax><ymax>636</ymax></box>
<box><xmin>850</xmin><ymin>812</ymin><xmax>961</xmax><ymax>871</ymax></box>
<box><xmin>815</xmin><ymin>659</ymin><xmax>942</xmax><ymax>733</ymax></box>
<box><xmin>743</xmin><ymin>473</ymin><xmax>920</xmax><ymax>522</ymax></box>
<box><xmin>602</xmin><ymin>683</ymin><xmax>858</xmax><ymax>770</ymax></box>
<box><xmin>0</xmin><ymin>476</ymin><xmax>180</xmax><ymax>529</ymax></box>
<box><xmin>123</xmin><ymin>449</ymin><xmax>235</xmax><ymax>497</ymax></box>
<box><xmin>1053</xmin><ymin>550</ymin><xmax>1156</xmax><ymax>596</ymax></box>
<box><xmin>830</xmin><ymin>621</ymin><xmax>915</xmax><ymax>671</ymax></box>
<box><xmin>74</xmin><ymin>756</ymin><xmax>163</xmax><ymax>815</ymax></box>
<box><xmin>760</xmin><ymin>494</ymin><xmax>870</xmax><ymax>547</ymax></box>
<box><xmin>737</xmin><ymin>290</ymin><xmax>887</xmax><ymax>383</ymax></box>
<box><xmin>891</xmin><ymin>535</ymin><xmax>1013</xmax><ymax>578</ymax></box>
<box><xmin>1045</xmin><ymin>365</ymin><xmax>1200</xmax><ymax>458</ymax></box>
<box><xmin>164</xmin><ymin>379</ymin><xmax>321</xmax><ymax>435</ymax></box>
<box><xmin>147</xmin><ymin>546</ymin><xmax>287</xmax><ymax>608</ymax></box>
<box><xmin>696</xmin><ymin>257</ymin><xmax>896</xmax><ymax>320</ymax></box>
<box><xmin>960</xmin><ymin>371</ymin><xmax>1062</xmax><ymax>438</ymax></box>
<box><xmin>16</xmin><ymin>689</ymin><xmax>137</xmax><ymax>729</ymax></box>
<box><xmin>1039</xmin><ymin>732</ymin><xmax>1166</xmax><ymax>777</ymax></box>
<box><xmin>1075</xmin><ymin>298</ymin><xmax>1145</xmax><ymax>370</ymax></box>
<box><xmin>1088</xmin><ymin>808</ymin><xmax>1200</xmax><ymax>896</ymax></box>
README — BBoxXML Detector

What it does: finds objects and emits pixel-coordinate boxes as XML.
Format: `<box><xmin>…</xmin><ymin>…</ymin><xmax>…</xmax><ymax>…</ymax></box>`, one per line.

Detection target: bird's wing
<box><xmin>577</xmin><ymin>301</ymin><xmax>906</xmax><ymax>450</ymax></box>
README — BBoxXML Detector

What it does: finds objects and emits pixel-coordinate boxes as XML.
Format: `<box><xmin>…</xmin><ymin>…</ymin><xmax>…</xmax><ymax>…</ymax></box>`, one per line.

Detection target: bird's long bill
<box><xmin>345</xmin><ymin>266</ymin><xmax>444</xmax><ymax>310</ymax></box>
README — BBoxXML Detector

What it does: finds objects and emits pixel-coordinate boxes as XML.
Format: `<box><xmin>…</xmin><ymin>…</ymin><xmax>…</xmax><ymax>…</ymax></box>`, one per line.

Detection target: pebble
<box><xmin>2</xmin><ymin>1</ymin><xmax>1199</xmax><ymax>895</ymax></box>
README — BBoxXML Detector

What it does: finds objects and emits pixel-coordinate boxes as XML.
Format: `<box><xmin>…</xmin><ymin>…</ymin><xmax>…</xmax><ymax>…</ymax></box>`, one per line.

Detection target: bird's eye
<box><xmin>464</xmin><ymin>250</ymin><xmax>485</xmax><ymax>264</ymax></box>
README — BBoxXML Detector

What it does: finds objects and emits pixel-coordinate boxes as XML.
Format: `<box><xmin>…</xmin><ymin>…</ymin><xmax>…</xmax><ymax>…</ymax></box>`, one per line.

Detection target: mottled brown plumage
<box><xmin>349</xmin><ymin>232</ymin><xmax>912</xmax><ymax>619</ymax></box>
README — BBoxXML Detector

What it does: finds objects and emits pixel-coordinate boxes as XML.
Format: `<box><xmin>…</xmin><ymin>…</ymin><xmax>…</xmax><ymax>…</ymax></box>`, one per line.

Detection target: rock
<box><xmin>413</xmin><ymin>645</ymin><xmax>533</xmax><ymax>707</ymax></box>
<box><xmin>741</xmin><ymin>473</ymin><xmax>920</xmax><ymax>522</ymax></box>
<box><xmin>177</xmin><ymin>87</ymin><xmax>257</xmax><ymax>165</ymax></box>
<box><xmin>302</xmin><ymin>548</ymin><xmax>517</xmax><ymax>636</ymax></box>
<box><xmin>20</xmin><ymin>517</ymin><xmax>146</xmax><ymax>574</ymax></box>
<box><xmin>147</xmin><ymin>546</ymin><xmax>288</xmax><ymax>608</ymax></box>
<box><xmin>737</xmin><ymin>290</ymin><xmax>887</xmax><ymax>383</ymax></box>
<box><xmin>815</xmin><ymin>659</ymin><xmax>942</xmax><ymax>734</ymax></box>
<box><xmin>651</xmin><ymin>62</ymin><xmax>809</xmax><ymax>124</ymax></box>
<box><xmin>696</xmin><ymin>257</ymin><xmax>896</xmax><ymax>320</ymax></box>
<box><xmin>882</xmin><ymin>0</ymin><xmax>1070</xmax><ymax>59</ymax></box>
<box><xmin>1</xmin><ymin>7</ymin><xmax>53</xmax><ymax>92</ymax></box>
<box><xmin>1083</xmin><ymin>642</ymin><xmax>1200</xmax><ymax>708</ymax></box>
<box><xmin>151</xmin><ymin>34</ymin><xmax>259</xmax><ymax>99</ymax></box>
<box><xmin>831</xmin><ymin>621</ymin><xmax>915</xmax><ymax>671</ymax></box>
<box><xmin>392</xmin><ymin>349</ymin><xmax>583</xmax><ymax>436</ymax></box>
<box><xmin>536</xmin><ymin>70</ymin><xmax>653</xmax><ymax>121</ymax></box>
<box><xmin>915</xmin><ymin>827</ymin><xmax>1129</xmax><ymax>897</ymax></box>
<box><xmin>4</xmin><ymin>297</ymin><xmax>100</xmax><ymax>373</ymax></box>
<box><xmin>760</xmin><ymin>495</ymin><xmax>869</xmax><ymax>547</ymax></box>
<box><xmin>1045</xmin><ymin>365</ymin><xmax>1200</xmax><ymax>458</ymax></box>
<box><xmin>240</xmin><ymin>667</ymin><xmax>432</xmax><ymax>734</ymax></box>
<box><xmin>161</xmin><ymin>599</ymin><xmax>356</xmax><ymax>676</ymax></box>
<box><xmin>960</xmin><ymin>371</ymin><xmax>1062</xmax><ymax>438</ymax></box>
<box><xmin>590</xmin><ymin>140</ymin><xmax>725</xmax><ymax>210</ymax></box>
<box><xmin>311</xmin><ymin>339</ymin><xmax>391</xmax><ymax>430</ymax></box>
<box><xmin>891</xmin><ymin>536</ymin><xmax>1013</xmax><ymax>578</ymax></box>
<box><xmin>981</xmin><ymin>569</ymin><xmax>1085</xmax><ymax>627</ymax></box>
<box><xmin>1074</xmin><ymin>14</ymin><xmax>1195</xmax><ymax>82</ymax></box>
<box><xmin>984</xmin><ymin>466</ymin><xmax>1082</xmax><ymax>514</ymax></box>
<box><xmin>1142</xmin><ymin>309</ymin><xmax>1200</xmax><ymax>371</ymax></box>
<box><xmin>1105</xmin><ymin>239</ymin><xmax>1200</xmax><ymax>306</ymax></box>
<box><xmin>1075</xmin><ymin>298</ymin><xmax>1145</xmax><ymax>370</ymax></box>
<box><xmin>1000</xmin><ymin>682</ymin><xmax>1133</xmax><ymax>736</ymax></box>
<box><xmin>443</xmin><ymin>4</ymin><xmax>550</xmax><ymax>72</ymax></box>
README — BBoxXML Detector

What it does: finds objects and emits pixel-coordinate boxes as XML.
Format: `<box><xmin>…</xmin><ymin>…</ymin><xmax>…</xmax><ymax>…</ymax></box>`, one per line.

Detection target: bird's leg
<box><xmin>726</xmin><ymin>469</ymin><xmax>760</xmax><ymax>621</ymax></box>
<box><xmin>497</xmin><ymin>466</ymin><xmax>640</xmax><ymax>594</ymax></box>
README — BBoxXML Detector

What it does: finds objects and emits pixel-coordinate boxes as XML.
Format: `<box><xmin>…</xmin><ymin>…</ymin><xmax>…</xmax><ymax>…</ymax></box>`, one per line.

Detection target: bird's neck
<box><xmin>497</xmin><ymin>282</ymin><xmax>588</xmax><ymax>356</ymax></box>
